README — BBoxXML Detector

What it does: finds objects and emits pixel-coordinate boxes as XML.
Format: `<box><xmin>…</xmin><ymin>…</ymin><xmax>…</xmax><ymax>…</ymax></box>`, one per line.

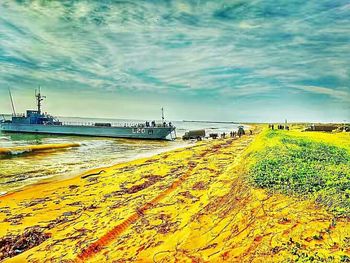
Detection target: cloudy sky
<box><xmin>0</xmin><ymin>0</ymin><xmax>349</xmax><ymax>122</ymax></box>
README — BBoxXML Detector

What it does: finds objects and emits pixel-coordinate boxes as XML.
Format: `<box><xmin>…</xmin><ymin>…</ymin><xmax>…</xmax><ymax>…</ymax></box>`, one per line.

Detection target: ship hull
<box><xmin>0</xmin><ymin>123</ymin><xmax>175</xmax><ymax>140</ymax></box>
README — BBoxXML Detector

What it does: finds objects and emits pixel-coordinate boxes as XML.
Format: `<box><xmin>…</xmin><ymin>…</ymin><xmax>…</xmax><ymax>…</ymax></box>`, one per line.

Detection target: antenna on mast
<box><xmin>35</xmin><ymin>86</ymin><xmax>46</xmax><ymax>114</ymax></box>
<box><xmin>161</xmin><ymin>107</ymin><xmax>165</xmax><ymax>122</ymax></box>
<box><xmin>8</xmin><ymin>88</ymin><xmax>16</xmax><ymax>116</ymax></box>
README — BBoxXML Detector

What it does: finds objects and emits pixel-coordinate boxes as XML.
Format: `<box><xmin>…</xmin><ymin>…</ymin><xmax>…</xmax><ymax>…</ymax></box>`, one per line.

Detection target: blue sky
<box><xmin>0</xmin><ymin>0</ymin><xmax>349</xmax><ymax>122</ymax></box>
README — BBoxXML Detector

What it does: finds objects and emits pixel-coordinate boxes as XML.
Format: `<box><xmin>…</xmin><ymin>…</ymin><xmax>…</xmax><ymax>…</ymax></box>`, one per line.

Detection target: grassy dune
<box><xmin>0</xmin><ymin>126</ymin><xmax>349</xmax><ymax>262</ymax></box>
<box><xmin>248</xmin><ymin>129</ymin><xmax>350</xmax><ymax>216</ymax></box>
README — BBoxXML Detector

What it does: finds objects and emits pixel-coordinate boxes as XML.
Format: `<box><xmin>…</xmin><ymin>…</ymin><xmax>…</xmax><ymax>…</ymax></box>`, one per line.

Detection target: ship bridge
<box><xmin>11</xmin><ymin>110</ymin><xmax>59</xmax><ymax>125</ymax></box>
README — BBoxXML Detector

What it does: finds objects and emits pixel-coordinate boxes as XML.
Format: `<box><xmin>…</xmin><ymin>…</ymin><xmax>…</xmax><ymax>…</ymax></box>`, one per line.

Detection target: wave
<box><xmin>0</xmin><ymin>143</ymin><xmax>80</xmax><ymax>157</ymax></box>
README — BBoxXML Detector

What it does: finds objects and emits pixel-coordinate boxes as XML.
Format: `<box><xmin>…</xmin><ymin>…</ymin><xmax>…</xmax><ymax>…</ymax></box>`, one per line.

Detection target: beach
<box><xmin>0</xmin><ymin>125</ymin><xmax>349</xmax><ymax>262</ymax></box>
<box><xmin>1</xmin><ymin>1</ymin><xmax>349</xmax><ymax>261</ymax></box>
<box><xmin>0</xmin><ymin>119</ymin><xmax>241</xmax><ymax>195</ymax></box>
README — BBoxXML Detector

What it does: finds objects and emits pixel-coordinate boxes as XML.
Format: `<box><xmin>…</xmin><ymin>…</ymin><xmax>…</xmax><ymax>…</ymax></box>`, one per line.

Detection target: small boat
<box><xmin>0</xmin><ymin>89</ymin><xmax>176</xmax><ymax>140</ymax></box>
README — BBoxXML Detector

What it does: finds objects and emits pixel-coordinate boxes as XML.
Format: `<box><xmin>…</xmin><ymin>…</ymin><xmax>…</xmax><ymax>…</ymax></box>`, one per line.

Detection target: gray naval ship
<box><xmin>0</xmin><ymin>89</ymin><xmax>176</xmax><ymax>140</ymax></box>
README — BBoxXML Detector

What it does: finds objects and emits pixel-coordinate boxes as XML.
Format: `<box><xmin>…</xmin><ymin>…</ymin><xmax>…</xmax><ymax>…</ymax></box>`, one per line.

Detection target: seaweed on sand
<box><xmin>0</xmin><ymin>226</ymin><xmax>51</xmax><ymax>260</ymax></box>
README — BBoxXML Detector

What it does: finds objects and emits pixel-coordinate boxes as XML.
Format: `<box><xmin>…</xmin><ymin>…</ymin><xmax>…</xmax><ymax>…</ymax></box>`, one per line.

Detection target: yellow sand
<box><xmin>0</xmin><ymin>143</ymin><xmax>80</xmax><ymax>156</ymax></box>
<box><xmin>0</xmin><ymin>127</ymin><xmax>349</xmax><ymax>262</ymax></box>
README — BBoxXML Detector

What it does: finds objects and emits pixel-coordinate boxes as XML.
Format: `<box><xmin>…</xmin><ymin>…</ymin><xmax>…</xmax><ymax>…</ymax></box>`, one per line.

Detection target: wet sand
<box><xmin>0</xmin><ymin>126</ymin><xmax>349</xmax><ymax>262</ymax></box>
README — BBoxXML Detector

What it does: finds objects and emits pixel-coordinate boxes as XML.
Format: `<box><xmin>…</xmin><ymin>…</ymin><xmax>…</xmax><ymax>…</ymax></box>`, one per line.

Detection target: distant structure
<box><xmin>305</xmin><ymin>124</ymin><xmax>339</xmax><ymax>132</ymax></box>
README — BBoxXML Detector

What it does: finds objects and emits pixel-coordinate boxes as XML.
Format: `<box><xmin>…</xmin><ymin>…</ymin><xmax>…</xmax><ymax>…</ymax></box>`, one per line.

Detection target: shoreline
<box><xmin>0</xmin><ymin>139</ymin><xmax>193</xmax><ymax>198</ymax></box>
<box><xmin>0</xmin><ymin>130</ymin><xmax>258</xmax><ymax>262</ymax></box>
<box><xmin>0</xmin><ymin>123</ymin><xmax>249</xmax><ymax>197</ymax></box>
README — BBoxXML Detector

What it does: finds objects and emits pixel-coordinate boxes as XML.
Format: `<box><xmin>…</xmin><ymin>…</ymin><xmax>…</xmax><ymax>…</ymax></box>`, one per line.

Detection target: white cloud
<box><xmin>292</xmin><ymin>85</ymin><xmax>350</xmax><ymax>102</ymax></box>
<box><xmin>0</xmin><ymin>0</ymin><xmax>349</xmax><ymax>121</ymax></box>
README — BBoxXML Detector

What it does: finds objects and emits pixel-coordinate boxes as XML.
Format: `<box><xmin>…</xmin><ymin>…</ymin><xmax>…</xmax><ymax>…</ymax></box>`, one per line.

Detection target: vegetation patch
<box><xmin>249</xmin><ymin>130</ymin><xmax>350</xmax><ymax>216</ymax></box>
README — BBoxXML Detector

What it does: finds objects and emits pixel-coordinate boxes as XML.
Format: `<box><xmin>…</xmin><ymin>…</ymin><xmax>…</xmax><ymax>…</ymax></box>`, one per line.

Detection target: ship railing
<box><xmin>61</xmin><ymin>122</ymin><xmax>96</xmax><ymax>126</ymax></box>
<box><xmin>12</xmin><ymin>113</ymin><xmax>25</xmax><ymax>117</ymax></box>
<box><xmin>58</xmin><ymin>122</ymin><xmax>172</xmax><ymax>128</ymax></box>
<box><xmin>59</xmin><ymin>122</ymin><xmax>148</xmax><ymax>127</ymax></box>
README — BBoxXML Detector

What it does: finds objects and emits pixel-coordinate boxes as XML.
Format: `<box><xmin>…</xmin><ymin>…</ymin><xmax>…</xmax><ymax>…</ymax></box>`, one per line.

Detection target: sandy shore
<box><xmin>0</xmin><ymin>126</ymin><xmax>349</xmax><ymax>262</ymax></box>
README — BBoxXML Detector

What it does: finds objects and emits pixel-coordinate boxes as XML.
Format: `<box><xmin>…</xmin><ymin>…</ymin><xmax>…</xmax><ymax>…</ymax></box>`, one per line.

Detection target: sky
<box><xmin>0</xmin><ymin>0</ymin><xmax>349</xmax><ymax>122</ymax></box>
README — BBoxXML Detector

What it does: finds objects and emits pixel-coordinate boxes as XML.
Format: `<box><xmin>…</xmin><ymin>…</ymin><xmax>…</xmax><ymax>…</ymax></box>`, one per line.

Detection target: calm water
<box><xmin>0</xmin><ymin>117</ymin><xmax>242</xmax><ymax>195</ymax></box>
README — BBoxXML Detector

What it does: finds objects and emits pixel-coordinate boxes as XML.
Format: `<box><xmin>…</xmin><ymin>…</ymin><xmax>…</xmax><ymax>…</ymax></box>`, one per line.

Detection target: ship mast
<box><xmin>8</xmin><ymin>88</ymin><xmax>16</xmax><ymax>116</ymax></box>
<box><xmin>35</xmin><ymin>86</ymin><xmax>46</xmax><ymax>114</ymax></box>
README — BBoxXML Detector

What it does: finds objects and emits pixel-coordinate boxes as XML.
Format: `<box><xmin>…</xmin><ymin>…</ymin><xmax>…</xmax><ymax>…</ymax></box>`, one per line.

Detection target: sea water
<box><xmin>0</xmin><ymin>117</ymin><xmax>242</xmax><ymax>195</ymax></box>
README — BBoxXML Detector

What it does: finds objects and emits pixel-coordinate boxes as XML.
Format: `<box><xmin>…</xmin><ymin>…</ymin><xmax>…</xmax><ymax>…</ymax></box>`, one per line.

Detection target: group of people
<box><xmin>228</xmin><ymin>131</ymin><xmax>239</xmax><ymax>138</ymax></box>
<box><xmin>144</xmin><ymin>121</ymin><xmax>172</xmax><ymax>128</ymax></box>
<box><xmin>208</xmin><ymin>127</ymin><xmax>253</xmax><ymax>140</ymax></box>
<box><xmin>220</xmin><ymin>128</ymin><xmax>252</xmax><ymax>139</ymax></box>
<box><xmin>145</xmin><ymin>121</ymin><xmax>156</xmax><ymax>127</ymax></box>
<box><xmin>268</xmin><ymin>124</ymin><xmax>289</xmax><ymax>130</ymax></box>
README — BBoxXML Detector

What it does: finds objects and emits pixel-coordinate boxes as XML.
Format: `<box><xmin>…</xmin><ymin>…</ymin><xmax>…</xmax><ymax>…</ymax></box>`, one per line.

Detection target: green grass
<box><xmin>249</xmin><ymin>130</ymin><xmax>350</xmax><ymax>216</ymax></box>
